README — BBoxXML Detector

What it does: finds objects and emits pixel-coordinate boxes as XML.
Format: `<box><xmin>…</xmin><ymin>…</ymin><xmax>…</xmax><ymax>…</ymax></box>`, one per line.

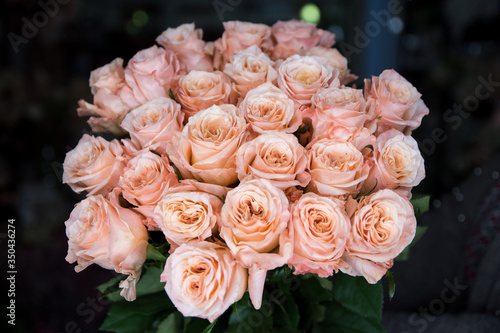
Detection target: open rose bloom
<box><xmin>65</xmin><ymin>19</ymin><xmax>429</xmax><ymax>325</ymax></box>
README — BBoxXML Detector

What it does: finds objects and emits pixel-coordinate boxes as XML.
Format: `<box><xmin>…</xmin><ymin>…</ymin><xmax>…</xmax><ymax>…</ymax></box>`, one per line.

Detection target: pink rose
<box><xmin>63</xmin><ymin>134</ymin><xmax>127</xmax><ymax>196</ymax></box>
<box><xmin>239</xmin><ymin>82</ymin><xmax>302</xmax><ymax>134</ymax></box>
<box><xmin>120</xmin><ymin>97</ymin><xmax>184</xmax><ymax>152</ymax></box>
<box><xmin>363</xmin><ymin>129</ymin><xmax>425</xmax><ymax>196</ymax></box>
<box><xmin>364</xmin><ymin>69</ymin><xmax>429</xmax><ymax>135</ymax></box>
<box><xmin>161</xmin><ymin>242</ymin><xmax>247</xmax><ymax>322</ymax></box>
<box><xmin>77</xmin><ymin>58</ymin><xmax>129</xmax><ymax>136</ymax></box>
<box><xmin>304</xmin><ymin>47</ymin><xmax>357</xmax><ymax>85</ymax></box>
<box><xmin>65</xmin><ymin>190</ymin><xmax>148</xmax><ymax>301</ymax></box>
<box><xmin>120</xmin><ymin>45</ymin><xmax>185</xmax><ymax>109</ymax></box>
<box><xmin>213</xmin><ymin>21</ymin><xmax>273</xmax><ymax>69</ymax></box>
<box><xmin>156</xmin><ymin>23</ymin><xmax>213</xmax><ymax>72</ymax></box>
<box><xmin>236</xmin><ymin>132</ymin><xmax>310</xmax><ymax>189</ymax></box>
<box><xmin>288</xmin><ymin>192</ymin><xmax>350</xmax><ymax>277</ymax></box>
<box><xmin>271</xmin><ymin>20</ymin><xmax>335</xmax><ymax>60</ymax></box>
<box><xmin>219</xmin><ymin>179</ymin><xmax>292</xmax><ymax>309</ymax></box>
<box><xmin>173</xmin><ymin>70</ymin><xmax>237</xmax><ymax>118</ymax></box>
<box><xmin>277</xmin><ymin>55</ymin><xmax>336</xmax><ymax>105</ymax></box>
<box><xmin>310</xmin><ymin>85</ymin><xmax>368</xmax><ymax>137</ymax></box>
<box><xmin>118</xmin><ymin>150</ymin><xmax>178</xmax><ymax>221</ymax></box>
<box><xmin>223</xmin><ymin>45</ymin><xmax>278</xmax><ymax>99</ymax></box>
<box><xmin>341</xmin><ymin>189</ymin><xmax>416</xmax><ymax>283</ymax></box>
<box><xmin>307</xmin><ymin>135</ymin><xmax>370</xmax><ymax>197</ymax></box>
<box><xmin>166</xmin><ymin>104</ymin><xmax>247</xmax><ymax>186</ymax></box>
<box><xmin>153</xmin><ymin>181</ymin><xmax>225</xmax><ymax>246</ymax></box>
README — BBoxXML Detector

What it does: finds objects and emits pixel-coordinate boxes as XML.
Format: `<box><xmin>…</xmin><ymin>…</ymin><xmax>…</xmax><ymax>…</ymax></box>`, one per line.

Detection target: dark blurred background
<box><xmin>1</xmin><ymin>0</ymin><xmax>500</xmax><ymax>332</ymax></box>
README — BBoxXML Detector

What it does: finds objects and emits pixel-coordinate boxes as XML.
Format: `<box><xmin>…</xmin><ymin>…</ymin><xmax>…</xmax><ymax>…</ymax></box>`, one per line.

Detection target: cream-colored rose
<box><xmin>120</xmin><ymin>45</ymin><xmax>184</xmax><ymax>109</ymax></box>
<box><xmin>305</xmin><ymin>47</ymin><xmax>357</xmax><ymax>85</ymax></box>
<box><xmin>341</xmin><ymin>189</ymin><xmax>416</xmax><ymax>283</ymax></box>
<box><xmin>118</xmin><ymin>150</ymin><xmax>178</xmax><ymax>218</ymax></box>
<box><xmin>213</xmin><ymin>21</ymin><xmax>273</xmax><ymax>69</ymax></box>
<box><xmin>156</xmin><ymin>23</ymin><xmax>213</xmax><ymax>72</ymax></box>
<box><xmin>161</xmin><ymin>241</ymin><xmax>247</xmax><ymax>322</ymax></box>
<box><xmin>236</xmin><ymin>132</ymin><xmax>310</xmax><ymax>189</ymax></box>
<box><xmin>173</xmin><ymin>70</ymin><xmax>237</xmax><ymax>118</ymax></box>
<box><xmin>278</xmin><ymin>55</ymin><xmax>336</xmax><ymax>106</ymax></box>
<box><xmin>288</xmin><ymin>192</ymin><xmax>350</xmax><ymax>277</ymax></box>
<box><xmin>271</xmin><ymin>19</ymin><xmax>335</xmax><ymax>60</ymax></box>
<box><xmin>364</xmin><ymin>69</ymin><xmax>429</xmax><ymax>135</ymax></box>
<box><xmin>63</xmin><ymin>134</ymin><xmax>127</xmax><ymax>196</ymax></box>
<box><xmin>307</xmin><ymin>136</ymin><xmax>370</xmax><ymax>197</ymax></box>
<box><xmin>166</xmin><ymin>105</ymin><xmax>247</xmax><ymax>186</ymax></box>
<box><xmin>120</xmin><ymin>97</ymin><xmax>184</xmax><ymax>152</ymax></box>
<box><xmin>239</xmin><ymin>82</ymin><xmax>302</xmax><ymax>134</ymax></box>
<box><xmin>77</xmin><ymin>58</ymin><xmax>129</xmax><ymax>136</ymax></box>
<box><xmin>223</xmin><ymin>45</ymin><xmax>278</xmax><ymax>99</ymax></box>
<box><xmin>65</xmin><ymin>190</ymin><xmax>148</xmax><ymax>301</ymax></box>
<box><xmin>363</xmin><ymin>129</ymin><xmax>425</xmax><ymax>196</ymax></box>
<box><xmin>311</xmin><ymin>86</ymin><xmax>368</xmax><ymax>137</ymax></box>
<box><xmin>219</xmin><ymin>179</ymin><xmax>292</xmax><ymax>309</ymax></box>
<box><xmin>153</xmin><ymin>181</ymin><xmax>224</xmax><ymax>246</ymax></box>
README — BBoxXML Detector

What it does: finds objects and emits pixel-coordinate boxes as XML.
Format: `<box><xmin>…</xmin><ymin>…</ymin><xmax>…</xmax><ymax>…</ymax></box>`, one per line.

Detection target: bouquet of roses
<box><xmin>62</xmin><ymin>19</ymin><xmax>430</xmax><ymax>333</ymax></box>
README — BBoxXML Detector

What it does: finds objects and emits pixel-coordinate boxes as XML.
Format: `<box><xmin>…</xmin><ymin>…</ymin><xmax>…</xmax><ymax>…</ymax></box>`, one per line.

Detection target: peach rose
<box><xmin>219</xmin><ymin>179</ymin><xmax>292</xmax><ymax>309</ymax></box>
<box><xmin>77</xmin><ymin>58</ymin><xmax>129</xmax><ymax>136</ymax></box>
<box><xmin>173</xmin><ymin>70</ymin><xmax>237</xmax><ymax>118</ymax></box>
<box><xmin>223</xmin><ymin>45</ymin><xmax>278</xmax><ymax>99</ymax></box>
<box><xmin>63</xmin><ymin>134</ymin><xmax>128</xmax><ymax>196</ymax></box>
<box><xmin>288</xmin><ymin>192</ymin><xmax>350</xmax><ymax>277</ymax></box>
<box><xmin>307</xmin><ymin>135</ymin><xmax>370</xmax><ymax>197</ymax></box>
<box><xmin>166</xmin><ymin>105</ymin><xmax>247</xmax><ymax>186</ymax></box>
<box><xmin>239</xmin><ymin>82</ymin><xmax>302</xmax><ymax>134</ymax></box>
<box><xmin>271</xmin><ymin>20</ymin><xmax>335</xmax><ymax>60</ymax></box>
<box><xmin>213</xmin><ymin>21</ymin><xmax>273</xmax><ymax>69</ymax></box>
<box><xmin>341</xmin><ymin>189</ymin><xmax>416</xmax><ymax>283</ymax></box>
<box><xmin>277</xmin><ymin>55</ymin><xmax>336</xmax><ymax>106</ymax></box>
<box><xmin>120</xmin><ymin>97</ymin><xmax>184</xmax><ymax>152</ymax></box>
<box><xmin>153</xmin><ymin>181</ymin><xmax>225</xmax><ymax>246</ymax></box>
<box><xmin>120</xmin><ymin>45</ymin><xmax>184</xmax><ymax>109</ymax></box>
<box><xmin>236</xmin><ymin>132</ymin><xmax>310</xmax><ymax>189</ymax></box>
<box><xmin>65</xmin><ymin>190</ymin><xmax>148</xmax><ymax>301</ymax></box>
<box><xmin>161</xmin><ymin>241</ymin><xmax>247</xmax><ymax>322</ymax></box>
<box><xmin>310</xmin><ymin>85</ymin><xmax>368</xmax><ymax>137</ymax></box>
<box><xmin>364</xmin><ymin>69</ymin><xmax>429</xmax><ymax>135</ymax></box>
<box><xmin>118</xmin><ymin>150</ymin><xmax>178</xmax><ymax>220</ymax></box>
<box><xmin>156</xmin><ymin>23</ymin><xmax>213</xmax><ymax>72</ymax></box>
<box><xmin>363</xmin><ymin>129</ymin><xmax>425</xmax><ymax>196</ymax></box>
<box><xmin>305</xmin><ymin>47</ymin><xmax>357</xmax><ymax>85</ymax></box>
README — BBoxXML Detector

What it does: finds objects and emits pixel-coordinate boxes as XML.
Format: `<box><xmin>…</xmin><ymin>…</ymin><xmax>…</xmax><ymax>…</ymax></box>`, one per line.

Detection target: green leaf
<box><xmin>157</xmin><ymin>312</ymin><xmax>182</xmax><ymax>333</ymax></box>
<box><xmin>410</xmin><ymin>194</ymin><xmax>430</xmax><ymax>219</ymax></box>
<box><xmin>171</xmin><ymin>163</ymin><xmax>184</xmax><ymax>181</ymax></box>
<box><xmin>298</xmin><ymin>274</ymin><xmax>333</xmax><ymax>302</ymax></box>
<box><xmin>136</xmin><ymin>265</ymin><xmax>166</xmax><ymax>298</ymax></box>
<box><xmin>147</xmin><ymin>244</ymin><xmax>168</xmax><ymax>262</ymax></box>
<box><xmin>168</xmin><ymin>89</ymin><xmax>178</xmax><ymax>102</ymax></box>
<box><xmin>226</xmin><ymin>301</ymin><xmax>273</xmax><ymax>333</ymax></box>
<box><xmin>330</xmin><ymin>272</ymin><xmax>383</xmax><ymax>321</ymax></box>
<box><xmin>202</xmin><ymin>318</ymin><xmax>218</xmax><ymax>333</ymax></box>
<box><xmin>271</xmin><ymin>291</ymin><xmax>300</xmax><ymax>332</ymax></box>
<box><xmin>97</xmin><ymin>275</ymin><xmax>127</xmax><ymax>303</ymax></box>
<box><xmin>386</xmin><ymin>270</ymin><xmax>396</xmax><ymax>300</ymax></box>
<box><xmin>296</xmin><ymin>124</ymin><xmax>309</xmax><ymax>134</ymax></box>
<box><xmin>183</xmin><ymin>317</ymin><xmax>210</xmax><ymax>333</ymax></box>
<box><xmin>100</xmin><ymin>292</ymin><xmax>175</xmax><ymax>333</ymax></box>
<box><xmin>319</xmin><ymin>300</ymin><xmax>385</xmax><ymax>333</ymax></box>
